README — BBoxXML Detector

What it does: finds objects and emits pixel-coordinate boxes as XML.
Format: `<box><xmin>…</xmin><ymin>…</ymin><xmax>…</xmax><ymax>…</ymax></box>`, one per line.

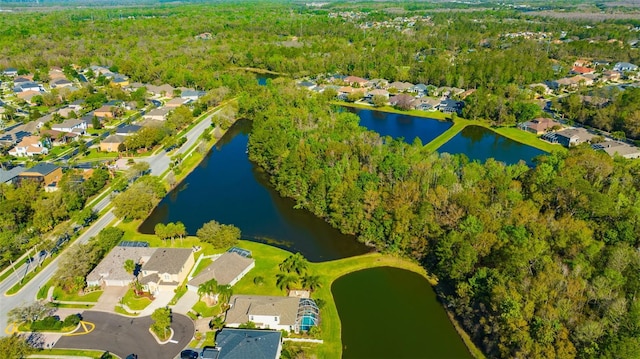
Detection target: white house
<box><xmin>613</xmin><ymin>62</ymin><xmax>638</xmax><ymax>73</ymax></box>
<box><xmin>225</xmin><ymin>295</ymin><xmax>301</xmax><ymax>332</ymax></box>
<box><xmin>8</xmin><ymin>136</ymin><xmax>48</xmax><ymax>157</ymax></box>
<box><xmin>51</xmin><ymin>119</ymin><xmax>88</xmax><ymax>134</ymax></box>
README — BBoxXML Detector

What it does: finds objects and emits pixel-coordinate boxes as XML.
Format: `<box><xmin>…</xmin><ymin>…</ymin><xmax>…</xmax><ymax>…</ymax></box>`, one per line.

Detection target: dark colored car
<box><xmin>181</xmin><ymin>349</ymin><xmax>199</xmax><ymax>359</ymax></box>
<box><xmin>125</xmin><ymin>355</ymin><xmax>138</xmax><ymax>359</ymax></box>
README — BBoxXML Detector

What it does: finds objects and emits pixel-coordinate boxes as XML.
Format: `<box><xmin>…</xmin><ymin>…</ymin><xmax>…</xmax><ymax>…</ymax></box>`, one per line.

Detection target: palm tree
<box><xmin>124</xmin><ymin>259</ymin><xmax>135</xmax><ymax>275</ymax></box>
<box><xmin>301</xmin><ymin>275</ymin><xmax>322</xmax><ymax>292</ymax></box>
<box><xmin>276</xmin><ymin>273</ymin><xmax>298</xmax><ymax>292</ymax></box>
<box><xmin>279</xmin><ymin>253</ymin><xmax>308</xmax><ymax>276</ymax></box>
<box><xmin>175</xmin><ymin>222</ymin><xmax>186</xmax><ymax>244</ymax></box>
<box><xmin>198</xmin><ymin>279</ymin><xmax>218</xmax><ymax>306</ymax></box>
<box><xmin>217</xmin><ymin>284</ymin><xmax>233</xmax><ymax>309</ymax></box>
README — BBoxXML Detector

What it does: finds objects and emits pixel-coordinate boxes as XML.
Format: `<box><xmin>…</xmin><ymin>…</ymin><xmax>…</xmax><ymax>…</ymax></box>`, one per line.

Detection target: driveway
<box><xmin>55</xmin><ymin>311</ymin><xmax>194</xmax><ymax>359</ymax></box>
<box><xmin>92</xmin><ymin>286</ymin><xmax>128</xmax><ymax>312</ymax></box>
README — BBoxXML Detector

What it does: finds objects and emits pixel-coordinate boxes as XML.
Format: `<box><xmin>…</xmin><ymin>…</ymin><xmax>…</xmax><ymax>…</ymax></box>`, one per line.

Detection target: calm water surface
<box><xmin>346</xmin><ymin>107</ymin><xmax>452</xmax><ymax>145</ymax></box>
<box><xmin>139</xmin><ymin>121</ymin><xmax>370</xmax><ymax>262</ymax></box>
<box><xmin>333</xmin><ymin>267</ymin><xmax>472</xmax><ymax>359</ymax></box>
<box><xmin>437</xmin><ymin>125</ymin><xmax>546</xmax><ymax>166</ymax></box>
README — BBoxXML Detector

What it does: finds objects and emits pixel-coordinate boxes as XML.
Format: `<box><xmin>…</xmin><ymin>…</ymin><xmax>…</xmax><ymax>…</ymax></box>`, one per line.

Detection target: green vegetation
<box><xmin>30</xmin><ymin>349</ymin><xmax>111</xmax><ymax>359</ymax></box>
<box><xmin>242</xmin><ymin>81</ymin><xmax>640</xmax><ymax>358</ymax></box>
<box><xmin>151</xmin><ymin>307</ymin><xmax>172</xmax><ymax>341</ymax></box>
<box><xmin>192</xmin><ymin>301</ymin><xmax>222</xmax><ymax>318</ymax></box>
<box><xmin>52</xmin><ymin>287</ymin><xmax>103</xmax><ymax>302</ymax></box>
<box><xmin>114</xmin><ymin>306</ymin><xmax>138</xmax><ymax>317</ymax></box>
<box><xmin>122</xmin><ymin>288</ymin><xmax>152</xmax><ymax>311</ymax></box>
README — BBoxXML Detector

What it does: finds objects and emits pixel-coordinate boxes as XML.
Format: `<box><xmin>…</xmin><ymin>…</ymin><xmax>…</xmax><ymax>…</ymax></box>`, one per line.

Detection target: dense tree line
<box><xmin>241</xmin><ymin>81</ymin><xmax>640</xmax><ymax>358</ymax></box>
<box><xmin>0</xmin><ymin>168</ymin><xmax>110</xmax><ymax>269</ymax></box>
<box><xmin>556</xmin><ymin>87</ymin><xmax>640</xmax><ymax>140</ymax></box>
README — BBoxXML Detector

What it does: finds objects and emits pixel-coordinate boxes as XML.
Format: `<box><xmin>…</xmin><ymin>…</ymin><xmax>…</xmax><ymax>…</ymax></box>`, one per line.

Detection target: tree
<box><xmin>155</xmin><ymin>223</ymin><xmax>168</xmax><ymax>241</ymax></box>
<box><xmin>372</xmin><ymin>95</ymin><xmax>387</xmax><ymax>107</ymax></box>
<box><xmin>198</xmin><ymin>278</ymin><xmax>218</xmax><ymax>306</ymax></box>
<box><xmin>217</xmin><ymin>284</ymin><xmax>233</xmax><ymax>307</ymax></box>
<box><xmin>196</xmin><ymin>220</ymin><xmax>240</xmax><ymax>249</ymax></box>
<box><xmin>54</xmin><ymin>243</ymin><xmax>99</xmax><ymax>293</ymax></box>
<box><xmin>279</xmin><ymin>253</ymin><xmax>308</xmax><ymax>276</ymax></box>
<box><xmin>0</xmin><ymin>334</ymin><xmax>34</xmax><ymax>358</ymax></box>
<box><xmin>150</xmin><ymin>307</ymin><xmax>172</xmax><ymax>341</ymax></box>
<box><xmin>112</xmin><ymin>180</ymin><xmax>163</xmax><ymax>220</ymax></box>
<box><xmin>7</xmin><ymin>302</ymin><xmax>54</xmax><ymax>324</ymax></box>
<box><xmin>174</xmin><ymin>221</ymin><xmax>186</xmax><ymax>243</ymax></box>
<box><xmin>124</xmin><ymin>259</ymin><xmax>135</xmax><ymax>275</ymax></box>
<box><xmin>301</xmin><ymin>274</ymin><xmax>322</xmax><ymax>292</ymax></box>
<box><xmin>276</xmin><ymin>273</ymin><xmax>298</xmax><ymax>291</ymax></box>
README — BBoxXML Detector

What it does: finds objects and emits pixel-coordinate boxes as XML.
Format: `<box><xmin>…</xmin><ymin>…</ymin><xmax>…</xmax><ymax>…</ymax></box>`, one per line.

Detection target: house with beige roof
<box><xmin>140</xmin><ymin>248</ymin><xmax>194</xmax><ymax>294</ymax></box>
<box><xmin>165</xmin><ymin>97</ymin><xmax>191</xmax><ymax>108</ymax></box>
<box><xmin>86</xmin><ymin>246</ymin><xmax>156</xmax><ymax>287</ymax></box>
<box><xmin>8</xmin><ymin>136</ymin><xmax>48</xmax><ymax>157</ymax></box>
<box><xmin>143</xmin><ymin>107</ymin><xmax>172</xmax><ymax>121</ymax></box>
<box><xmin>187</xmin><ymin>252</ymin><xmax>255</xmax><ymax>292</ymax></box>
<box><xmin>225</xmin><ymin>295</ymin><xmax>320</xmax><ymax>333</ymax></box>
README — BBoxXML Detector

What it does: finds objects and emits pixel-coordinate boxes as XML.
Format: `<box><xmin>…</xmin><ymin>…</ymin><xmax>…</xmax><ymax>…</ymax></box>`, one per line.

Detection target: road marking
<box><xmin>169</xmin><ymin>339</ymin><xmax>179</xmax><ymax>344</ymax></box>
<box><xmin>64</xmin><ymin>320</ymin><xmax>95</xmax><ymax>336</ymax></box>
<box><xmin>4</xmin><ymin>322</ymin><xmax>19</xmax><ymax>335</ymax></box>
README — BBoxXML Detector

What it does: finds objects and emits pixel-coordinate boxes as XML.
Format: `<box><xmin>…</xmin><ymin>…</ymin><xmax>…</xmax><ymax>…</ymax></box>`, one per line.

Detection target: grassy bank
<box><xmin>29</xmin><ymin>348</ymin><xmax>111</xmax><ymax>359</ymax></box>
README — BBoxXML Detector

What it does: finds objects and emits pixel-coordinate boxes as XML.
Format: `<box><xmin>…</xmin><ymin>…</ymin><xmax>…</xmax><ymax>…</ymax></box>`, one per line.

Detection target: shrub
<box><xmin>63</xmin><ymin>314</ymin><xmax>81</xmax><ymax>327</ymax></box>
<box><xmin>31</xmin><ymin>316</ymin><xmax>63</xmax><ymax>331</ymax></box>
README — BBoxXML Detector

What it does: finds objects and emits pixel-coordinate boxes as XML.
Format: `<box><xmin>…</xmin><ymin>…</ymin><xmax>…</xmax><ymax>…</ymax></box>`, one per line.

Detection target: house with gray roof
<box><xmin>593</xmin><ymin>141</ymin><xmax>640</xmax><ymax>159</ymax></box>
<box><xmin>86</xmin><ymin>247</ymin><xmax>156</xmax><ymax>287</ymax></box>
<box><xmin>0</xmin><ymin>166</ymin><xmax>25</xmax><ymax>184</ymax></box>
<box><xmin>51</xmin><ymin>119</ymin><xmax>87</xmax><ymax>134</ymax></box>
<box><xmin>613</xmin><ymin>62</ymin><xmax>638</xmax><ymax>73</ymax></box>
<box><xmin>187</xmin><ymin>252</ymin><xmax>255</xmax><ymax>293</ymax></box>
<box><xmin>225</xmin><ymin>295</ymin><xmax>320</xmax><ymax>333</ymax></box>
<box><xmin>209</xmin><ymin>328</ymin><xmax>282</xmax><ymax>359</ymax></box>
<box><xmin>140</xmin><ymin>248</ymin><xmax>194</xmax><ymax>294</ymax></box>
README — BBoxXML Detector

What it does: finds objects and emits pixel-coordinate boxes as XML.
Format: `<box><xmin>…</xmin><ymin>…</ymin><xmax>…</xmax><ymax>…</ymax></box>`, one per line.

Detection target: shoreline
<box><xmin>336</xmin><ymin>101</ymin><xmax>565</xmax><ymax>154</ymax></box>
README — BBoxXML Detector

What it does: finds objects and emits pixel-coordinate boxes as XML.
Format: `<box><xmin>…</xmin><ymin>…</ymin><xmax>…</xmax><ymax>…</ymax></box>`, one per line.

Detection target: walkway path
<box><xmin>172</xmin><ymin>290</ymin><xmax>199</xmax><ymax>315</ymax></box>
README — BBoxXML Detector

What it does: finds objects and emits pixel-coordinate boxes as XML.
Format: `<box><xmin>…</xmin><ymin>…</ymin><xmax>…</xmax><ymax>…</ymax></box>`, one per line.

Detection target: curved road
<box><xmin>55</xmin><ymin>311</ymin><xmax>195</xmax><ymax>359</ymax></box>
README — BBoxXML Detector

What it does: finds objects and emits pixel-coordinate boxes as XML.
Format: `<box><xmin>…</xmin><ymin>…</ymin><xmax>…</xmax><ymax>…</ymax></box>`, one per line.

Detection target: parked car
<box><xmin>125</xmin><ymin>355</ymin><xmax>138</xmax><ymax>359</ymax></box>
<box><xmin>180</xmin><ymin>349</ymin><xmax>199</xmax><ymax>359</ymax></box>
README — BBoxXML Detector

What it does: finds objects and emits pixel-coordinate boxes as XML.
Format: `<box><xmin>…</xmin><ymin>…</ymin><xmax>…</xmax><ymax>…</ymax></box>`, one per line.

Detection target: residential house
<box><xmin>51</xmin><ymin>119</ymin><xmax>88</xmax><ymax>134</ymax></box>
<box><xmin>100</xmin><ymin>134</ymin><xmax>126</xmax><ymax>153</ymax></box>
<box><xmin>368</xmin><ymin>78</ymin><xmax>389</xmax><ymax>88</ymax></box>
<box><xmin>297</xmin><ymin>81</ymin><xmax>316</xmax><ymax>90</ymax></box>
<box><xmin>593</xmin><ymin>141</ymin><xmax>640</xmax><ymax>159</ymax></box>
<box><xmin>389</xmin><ymin>94</ymin><xmax>415</xmax><ymax>107</ymax></box>
<box><xmin>8</xmin><ymin>136</ymin><xmax>48</xmax><ymax>157</ymax></box>
<box><xmin>613</xmin><ymin>62</ymin><xmax>638</xmax><ymax>73</ymax></box>
<box><xmin>3</xmin><ymin>68</ymin><xmax>18</xmax><ymax>77</ymax></box>
<box><xmin>412</xmin><ymin>97</ymin><xmax>440</xmax><ymax>111</ymax></box>
<box><xmin>165</xmin><ymin>97</ymin><xmax>191</xmax><ymax>108</ymax></box>
<box><xmin>50</xmin><ymin>78</ymin><xmax>73</xmax><ymax>89</ymax></box>
<box><xmin>40</xmin><ymin>130</ymin><xmax>78</xmax><ymax>146</ymax></box>
<box><xmin>143</xmin><ymin>107</ymin><xmax>172</xmax><ymax>121</ymax></box>
<box><xmin>573</xmin><ymin>59</ymin><xmax>591</xmax><ymax>67</ymax></box>
<box><xmin>529</xmin><ymin>83</ymin><xmax>553</xmax><ymax>95</ymax></box>
<box><xmin>17</xmin><ymin>90</ymin><xmax>42</xmax><ymax>104</ymax></box>
<box><xmin>187</xmin><ymin>252</ymin><xmax>255</xmax><ymax>294</ymax></box>
<box><xmin>48</xmin><ymin>67</ymin><xmax>66</xmax><ymax>80</ymax></box>
<box><xmin>17</xmin><ymin>163</ymin><xmax>62</xmax><ymax>187</ymax></box>
<box><xmin>68</xmin><ymin>99</ymin><xmax>85</xmax><ymax>111</ymax></box>
<box><xmin>225</xmin><ymin>295</ymin><xmax>320</xmax><ymax>333</ymax></box>
<box><xmin>593</xmin><ymin>60</ymin><xmax>610</xmax><ymax>67</ymax></box>
<box><xmin>146</xmin><ymin>84</ymin><xmax>176</xmax><ymax>97</ymax></box>
<box><xmin>410</xmin><ymin>83</ymin><xmax>428</xmax><ymax>95</ymax></box>
<box><xmin>0</xmin><ymin>166</ymin><xmax>25</xmax><ymax>185</ymax></box>
<box><xmin>571</xmin><ymin>66</ymin><xmax>595</xmax><ymax>75</ymax></box>
<box><xmin>545</xmin><ymin>128</ymin><xmax>596</xmax><ymax>147</ymax></box>
<box><xmin>140</xmin><ymin>248</ymin><xmax>194</xmax><ymax>294</ymax></box>
<box><xmin>366</xmin><ymin>88</ymin><xmax>390</xmax><ymax>99</ymax></box>
<box><xmin>13</xmin><ymin>76</ymin><xmax>31</xmax><ymax>84</ymax></box>
<box><xmin>207</xmin><ymin>329</ymin><xmax>282</xmax><ymax>359</ymax></box>
<box><xmin>86</xmin><ymin>246</ymin><xmax>156</xmax><ymax>287</ymax></box>
<box><xmin>111</xmin><ymin>75</ymin><xmax>129</xmax><ymax>87</ymax></box>
<box><xmin>14</xmin><ymin>81</ymin><xmax>41</xmax><ymax>93</ymax></box>
<box><xmin>580</xmin><ymin>95</ymin><xmax>609</xmax><ymax>108</ymax></box>
<box><xmin>603</xmin><ymin>70</ymin><xmax>621</xmax><ymax>82</ymax></box>
<box><xmin>94</xmin><ymin>105</ymin><xmax>115</xmax><ymax>118</ymax></box>
<box><xmin>518</xmin><ymin>118</ymin><xmax>560</xmax><ymax>135</ymax></box>
<box><xmin>0</xmin><ymin>126</ymin><xmax>31</xmax><ymax>148</ymax></box>
<box><xmin>438</xmin><ymin>99</ymin><xmax>464</xmax><ymax>114</ymax></box>
<box><xmin>387</xmin><ymin>81</ymin><xmax>414</xmax><ymax>92</ymax></box>
<box><xmin>181</xmin><ymin>90</ymin><xmax>206</xmax><ymax>101</ymax></box>
<box><xmin>116</xmin><ymin>125</ymin><xmax>141</xmax><ymax>136</ymax></box>
<box><xmin>344</xmin><ymin>76</ymin><xmax>368</xmax><ymax>87</ymax></box>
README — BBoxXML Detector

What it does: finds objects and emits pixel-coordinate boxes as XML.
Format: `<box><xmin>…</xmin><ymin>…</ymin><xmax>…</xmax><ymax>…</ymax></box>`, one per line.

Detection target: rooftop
<box><xmin>87</xmin><ymin>247</ymin><xmax>156</xmax><ymax>283</ymax></box>
<box><xmin>142</xmin><ymin>248</ymin><xmax>193</xmax><ymax>274</ymax></box>
<box><xmin>226</xmin><ymin>295</ymin><xmax>300</xmax><ymax>326</ymax></box>
<box><xmin>188</xmin><ymin>252</ymin><xmax>254</xmax><ymax>287</ymax></box>
<box><xmin>215</xmin><ymin>328</ymin><xmax>281</xmax><ymax>359</ymax></box>
<box><xmin>22</xmin><ymin>162</ymin><xmax>59</xmax><ymax>176</ymax></box>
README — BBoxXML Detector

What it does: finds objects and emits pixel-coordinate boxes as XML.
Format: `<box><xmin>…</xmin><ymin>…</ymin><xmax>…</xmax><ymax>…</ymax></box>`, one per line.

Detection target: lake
<box><xmin>345</xmin><ymin>107</ymin><xmax>452</xmax><ymax>145</ymax></box>
<box><xmin>333</xmin><ymin>267</ymin><xmax>472</xmax><ymax>359</ymax></box>
<box><xmin>437</xmin><ymin>125</ymin><xmax>546</xmax><ymax>166</ymax></box>
<box><xmin>139</xmin><ymin>120</ymin><xmax>371</xmax><ymax>262</ymax></box>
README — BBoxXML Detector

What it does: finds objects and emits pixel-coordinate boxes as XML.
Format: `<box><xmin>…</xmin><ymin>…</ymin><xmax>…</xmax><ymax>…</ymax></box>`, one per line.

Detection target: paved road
<box><xmin>0</xmin><ymin>105</ymin><xmax>221</xmax><ymax>336</ymax></box>
<box><xmin>0</xmin><ymin>210</ymin><xmax>116</xmax><ymax>333</ymax></box>
<box><xmin>141</xmin><ymin>107</ymin><xmax>216</xmax><ymax>176</ymax></box>
<box><xmin>55</xmin><ymin>311</ymin><xmax>195</xmax><ymax>359</ymax></box>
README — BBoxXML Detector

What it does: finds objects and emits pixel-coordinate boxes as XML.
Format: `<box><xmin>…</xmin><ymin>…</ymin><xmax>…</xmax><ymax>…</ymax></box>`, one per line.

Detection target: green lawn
<box><xmin>192</xmin><ymin>300</ymin><xmax>222</xmax><ymax>318</ymax></box>
<box><xmin>114</xmin><ymin>305</ymin><xmax>139</xmax><ymax>316</ymax></box>
<box><xmin>79</xmin><ymin>148</ymin><xmax>119</xmax><ymax>161</ymax></box>
<box><xmin>192</xmin><ymin>257</ymin><xmax>213</xmax><ymax>277</ymax></box>
<box><xmin>122</xmin><ymin>288</ymin><xmax>152</xmax><ymax>310</ymax></box>
<box><xmin>31</xmin><ymin>348</ymin><xmax>109</xmax><ymax>359</ymax></box>
<box><xmin>53</xmin><ymin>287</ymin><xmax>103</xmax><ymax>302</ymax></box>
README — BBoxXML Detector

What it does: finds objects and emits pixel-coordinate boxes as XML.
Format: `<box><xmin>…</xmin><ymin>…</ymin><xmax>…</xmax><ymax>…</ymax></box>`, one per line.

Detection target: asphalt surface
<box><xmin>55</xmin><ymin>311</ymin><xmax>195</xmax><ymax>359</ymax></box>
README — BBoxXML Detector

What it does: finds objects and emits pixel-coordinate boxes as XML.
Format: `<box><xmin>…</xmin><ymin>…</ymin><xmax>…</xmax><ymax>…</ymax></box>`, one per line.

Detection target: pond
<box><xmin>333</xmin><ymin>267</ymin><xmax>472</xmax><ymax>359</ymax></box>
<box><xmin>139</xmin><ymin>120</ymin><xmax>371</xmax><ymax>262</ymax></box>
<box><xmin>437</xmin><ymin>125</ymin><xmax>546</xmax><ymax>166</ymax></box>
<box><xmin>345</xmin><ymin>107</ymin><xmax>453</xmax><ymax>145</ymax></box>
